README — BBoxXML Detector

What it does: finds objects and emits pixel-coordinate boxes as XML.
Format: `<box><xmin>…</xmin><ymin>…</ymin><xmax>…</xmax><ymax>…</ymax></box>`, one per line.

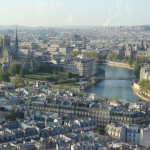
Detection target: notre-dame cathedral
<box><xmin>0</xmin><ymin>28</ymin><xmax>38</xmax><ymax>71</ymax></box>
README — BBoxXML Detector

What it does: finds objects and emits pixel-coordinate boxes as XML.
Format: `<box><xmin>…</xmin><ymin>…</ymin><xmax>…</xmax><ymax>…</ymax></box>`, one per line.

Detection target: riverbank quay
<box><xmin>72</xmin><ymin>67</ymin><xmax>105</xmax><ymax>91</ymax></box>
<box><xmin>72</xmin><ymin>75</ymin><xmax>103</xmax><ymax>91</ymax></box>
<box><xmin>132</xmin><ymin>82</ymin><xmax>150</xmax><ymax>102</ymax></box>
<box><xmin>106</xmin><ymin>61</ymin><xmax>134</xmax><ymax>70</ymax></box>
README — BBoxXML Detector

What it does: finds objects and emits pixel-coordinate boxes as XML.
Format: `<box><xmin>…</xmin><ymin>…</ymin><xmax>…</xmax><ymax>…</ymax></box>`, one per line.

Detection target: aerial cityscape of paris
<box><xmin>0</xmin><ymin>0</ymin><xmax>150</xmax><ymax>149</ymax></box>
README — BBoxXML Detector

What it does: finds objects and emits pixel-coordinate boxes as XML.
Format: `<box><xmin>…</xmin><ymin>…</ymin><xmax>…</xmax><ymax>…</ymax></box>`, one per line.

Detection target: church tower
<box><xmin>15</xmin><ymin>26</ymin><xmax>18</xmax><ymax>53</ymax></box>
<box><xmin>1</xmin><ymin>35</ymin><xmax>11</xmax><ymax>49</ymax></box>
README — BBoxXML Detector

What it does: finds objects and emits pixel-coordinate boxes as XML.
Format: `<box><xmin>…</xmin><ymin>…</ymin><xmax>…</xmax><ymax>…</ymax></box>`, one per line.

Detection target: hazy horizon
<box><xmin>0</xmin><ymin>25</ymin><xmax>150</xmax><ymax>28</ymax></box>
<box><xmin>1</xmin><ymin>0</ymin><xmax>150</xmax><ymax>27</ymax></box>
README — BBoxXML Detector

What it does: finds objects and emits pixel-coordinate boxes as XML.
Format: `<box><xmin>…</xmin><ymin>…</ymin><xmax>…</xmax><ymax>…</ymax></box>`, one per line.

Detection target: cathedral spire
<box><xmin>15</xmin><ymin>26</ymin><xmax>18</xmax><ymax>53</ymax></box>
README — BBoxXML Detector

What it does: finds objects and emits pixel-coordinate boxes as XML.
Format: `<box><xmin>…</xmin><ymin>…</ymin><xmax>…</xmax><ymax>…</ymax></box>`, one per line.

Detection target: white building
<box><xmin>140</xmin><ymin>63</ymin><xmax>150</xmax><ymax>80</ymax></box>
<box><xmin>139</xmin><ymin>126</ymin><xmax>150</xmax><ymax>148</ymax></box>
<box><xmin>64</xmin><ymin>58</ymin><xmax>97</xmax><ymax>77</ymax></box>
<box><xmin>88</xmin><ymin>93</ymin><xmax>99</xmax><ymax>101</ymax></box>
<box><xmin>125</xmin><ymin>42</ymin><xmax>150</xmax><ymax>59</ymax></box>
<box><xmin>107</xmin><ymin>122</ymin><xmax>150</xmax><ymax>148</ymax></box>
<box><xmin>125</xmin><ymin>46</ymin><xmax>133</xmax><ymax>58</ymax></box>
<box><xmin>106</xmin><ymin>123</ymin><xmax>126</xmax><ymax>141</ymax></box>
<box><xmin>137</xmin><ymin>50</ymin><xmax>150</xmax><ymax>59</ymax></box>
<box><xmin>128</xmin><ymin>102</ymin><xmax>146</xmax><ymax>112</ymax></box>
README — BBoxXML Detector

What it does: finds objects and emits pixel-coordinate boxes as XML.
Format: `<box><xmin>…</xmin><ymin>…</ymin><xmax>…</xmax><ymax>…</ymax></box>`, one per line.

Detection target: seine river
<box><xmin>86</xmin><ymin>64</ymin><xmax>140</xmax><ymax>102</ymax></box>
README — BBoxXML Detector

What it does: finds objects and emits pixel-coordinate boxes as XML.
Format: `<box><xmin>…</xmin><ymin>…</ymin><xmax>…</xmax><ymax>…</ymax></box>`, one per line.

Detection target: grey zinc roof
<box><xmin>18</xmin><ymin>49</ymin><xmax>32</xmax><ymax>56</ymax></box>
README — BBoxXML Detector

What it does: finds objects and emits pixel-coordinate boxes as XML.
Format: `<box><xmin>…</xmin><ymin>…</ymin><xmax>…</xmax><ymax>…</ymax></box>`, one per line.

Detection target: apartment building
<box><xmin>106</xmin><ymin>123</ymin><xmax>126</xmax><ymax>141</ymax></box>
<box><xmin>64</xmin><ymin>58</ymin><xmax>97</xmax><ymax>77</ymax></box>
<box><xmin>140</xmin><ymin>63</ymin><xmax>150</xmax><ymax>80</ymax></box>
<box><xmin>27</xmin><ymin>100</ymin><xmax>150</xmax><ymax>133</ymax></box>
<box><xmin>106</xmin><ymin>123</ymin><xmax>150</xmax><ymax>148</ymax></box>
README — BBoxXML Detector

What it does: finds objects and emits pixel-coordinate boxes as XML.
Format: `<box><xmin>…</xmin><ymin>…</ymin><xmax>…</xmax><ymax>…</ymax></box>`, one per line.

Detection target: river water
<box><xmin>85</xmin><ymin>64</ymin><xmax>140</xmax><ymax>102</ymax></box>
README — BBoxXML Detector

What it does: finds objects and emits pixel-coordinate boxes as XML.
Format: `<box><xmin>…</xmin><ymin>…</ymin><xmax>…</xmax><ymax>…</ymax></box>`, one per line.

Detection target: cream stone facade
<box><xmin>64</xmin><ymin>58</ymin><xmax>97</xmax><ymax>77</ymax></box>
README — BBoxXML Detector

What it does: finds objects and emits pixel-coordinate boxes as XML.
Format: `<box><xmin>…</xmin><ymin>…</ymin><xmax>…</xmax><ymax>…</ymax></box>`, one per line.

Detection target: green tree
<box><xmin>134</xmin><ymin>64</ymin><xmax>141</xmax><ymax>79</ymax></box>
<box><xmin>67</xmin><ymin>72</ymin><xmax>73</xmax><ymax>78</ymax></box>
<box><xmin>39</xmin><ymin>62</ymin><xmax>63</xmax><ymax>74</ymax></box>
<box><xmin>9</xmin><ymin>64</ymin><xmax>21</xmax><ymax>76</ymax></box>
<box><xmin>78</xmin><ymin>92</ymin><xmax>84</xmax><ymax>97</ymax></box>
<box><xmin>5</xmin><ymin>111</ymin><xmax>21</xmax><ymax>121</ymax></box>
<box><xmin>102</xmin><ymin>97</ymin><xmax>109</xmax><ymax>102</ymax></box>
<box><xmin>128</xmin><ymin>55</ymin><xmax>133</xmax><ymax>66</ymax></box>
<box><xmin>0</xmin><ymin>71</ymin><xmax>10</xmax><ymax>82</ymax></box>
<box><xmin>84</xmin><ymin>50</ymin><xmax>99</xmax><ymax>59</ymax></box>
<box><xmin>140</xmin><ymin>79</ymin><xmax>150</xmax><ymax>92</ymax></box>
<box><xmin>71</xmin><ymin>50</ymin><xmax>81</xmax><ymax>55</ymax></box>
<box><xmin>19</xmin><ymin>68</ymin><xmax>26</xmax><ymax>77</ymax></box>
<box><xmin>107</xmin><ymin>52</ymin><xmax>118</xmax><ymax>61</ymax></box>
<box><xmin>28</xmin><ymin>68</ymin><xmax>35</xmax><ymax>74</ymax></box>
<box><xmin>11</xmin><ymin>75</ymin><xmax>26</xmax><ymax>87</ymax></box>
<box><xmin>133</xmin><ymin>57</ymin><xmax>144</xmax><ymax>79</ymax></box>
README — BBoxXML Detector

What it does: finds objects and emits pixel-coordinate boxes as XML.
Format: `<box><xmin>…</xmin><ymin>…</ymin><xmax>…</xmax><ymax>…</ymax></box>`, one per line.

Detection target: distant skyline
<box><xmin>1</xmin><ymin>0</ymin><xmax>150</xmax><ymax>27</ymax></box>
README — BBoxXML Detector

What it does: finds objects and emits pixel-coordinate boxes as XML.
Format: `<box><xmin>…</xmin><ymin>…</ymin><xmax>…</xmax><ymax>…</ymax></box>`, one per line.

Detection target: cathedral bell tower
<box><xmin>15</xmin><ymin>26</ymin><xmax>18</xmax><ymax>53</ymax></box>
<box><xmin>1</xmin><ymin>35</ymin><xmax>11</xmax><ymax>49</ymax></box>
<box><xmin>2</xmin><ymin>35</ymin><xmax>11</xmax><ymax>71</ymax></box>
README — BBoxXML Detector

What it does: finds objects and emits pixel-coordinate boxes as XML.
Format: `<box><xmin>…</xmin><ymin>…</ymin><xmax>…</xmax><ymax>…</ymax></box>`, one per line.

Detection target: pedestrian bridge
<box><xmin>96</xmin><ymin>76</ymin><xmax>136</xmax><ymax>80</ymax></box>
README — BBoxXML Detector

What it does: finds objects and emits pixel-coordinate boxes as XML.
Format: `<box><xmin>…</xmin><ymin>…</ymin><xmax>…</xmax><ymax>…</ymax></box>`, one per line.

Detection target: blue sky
<box><xmin>1</xmin><ymin>0</ymin><xmax>150</xmax><ymax>26</ymax></box>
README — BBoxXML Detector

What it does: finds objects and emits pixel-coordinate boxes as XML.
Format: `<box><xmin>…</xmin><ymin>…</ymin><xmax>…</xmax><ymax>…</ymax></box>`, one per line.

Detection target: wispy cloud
<box><xmin>103</xmin><ymin>0</ymin><xmax>130</xmax><ymax>26</ymax></box>
<box><xmin>67</xmin><ymin>14</ymin><xmax>74</xmax><ymax>25</ymax></box>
